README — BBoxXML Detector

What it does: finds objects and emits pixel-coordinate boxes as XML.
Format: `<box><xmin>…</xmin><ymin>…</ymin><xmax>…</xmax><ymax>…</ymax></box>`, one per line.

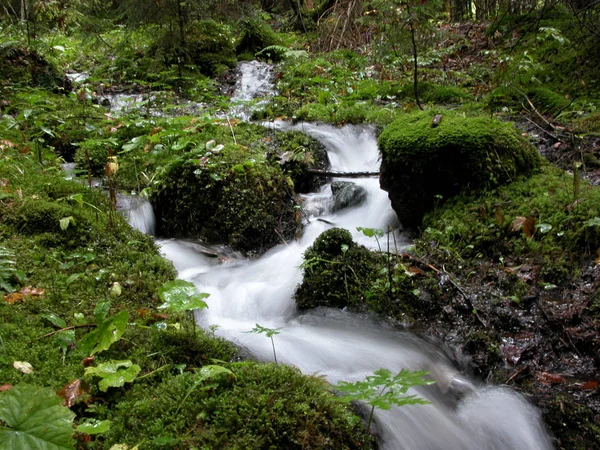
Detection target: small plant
<box><xmin>334</xmin><ymin>368</ymin><xmax>433</xmax><ymax>433</ymax></box>
<box><xmin>158</xmin><ymin>279</ymin><xmax>209</xmax><ymax>335</ymax></box>
<box><xmin>0</xmin><ymin>245</ymin><xmax>24</xmax><ymax>293</ymax></box>
<box><xmin>249</xmin><ymin>324</ymin><xmax>281</xmax><ymax>364</ymax></box>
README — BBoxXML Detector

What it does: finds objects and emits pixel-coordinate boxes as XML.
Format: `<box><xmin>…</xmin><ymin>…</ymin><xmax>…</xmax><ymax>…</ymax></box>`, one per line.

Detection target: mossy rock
<box><xmin>294</xmin><ymin>228</ymin><xmax>379</xmax><ymax>310</ymax></box>
<box><xmin>151</xmin><ymin>151</ymin><xmax>297</xmax><ymax>254</ymax></box>
<box><xmin>395</xmin><ymin>82</ymin><xmax>470</xmax><ymax>104</ymax></box>
<box><xmin>378</xmin><ymin>110</ymin><xmax>542</xmax><ymax>228</ymax></box>
<box><xmin>103</xmin><ymin>362</ymin><xmax>374</xmax><ymax>449</ymax></box>
<box><xmin>271</xmin><ymin>130</ymin><xmax>329</xmax><ymax>193</ymax></box>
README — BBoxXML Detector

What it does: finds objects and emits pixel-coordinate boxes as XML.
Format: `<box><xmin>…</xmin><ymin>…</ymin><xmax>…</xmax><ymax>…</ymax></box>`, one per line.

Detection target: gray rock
<box><xmin>331</xmin><ymin>181</ymin><xmax>367</xmax><ymax>211</ymax></box>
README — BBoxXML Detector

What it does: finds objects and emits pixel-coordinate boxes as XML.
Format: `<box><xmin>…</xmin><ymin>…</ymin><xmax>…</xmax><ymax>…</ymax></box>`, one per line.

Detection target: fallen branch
<box><xmin>308</xmin><ymin>169</ymin><xmax>379</xmax><ymax>178</ymax></box>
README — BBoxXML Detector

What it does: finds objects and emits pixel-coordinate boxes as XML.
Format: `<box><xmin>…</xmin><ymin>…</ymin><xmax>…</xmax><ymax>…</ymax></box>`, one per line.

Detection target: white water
<box><xmin>137</xmin><ymin>64</ymin><xmax>553</xmax><ymax>449</ymax></box>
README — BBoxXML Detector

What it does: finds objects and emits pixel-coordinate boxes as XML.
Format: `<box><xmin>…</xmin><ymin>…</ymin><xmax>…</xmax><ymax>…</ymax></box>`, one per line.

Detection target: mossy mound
<box><xmin>0</xmin><ymin>45</ymin><xmax>71</xmax><ymax>92</ymax></box>
<box><xmin>378</xmin><ymin>110</ymin><xmax>542</xmax><ymax>228</ymax></box>
<box><xmin>151</xmin><ymin>145</ymin><xmax>297</xmax><ymax>254</ymax></box>
<box><xmin>395</xmin><ymin>82</ymin><xmax>471</xmax><ymax>104</ymax></box>
<box><xmin>103</xmin><ymin>362</ymin><xmax>374</xmax><ymax>449</ymax></box>
<box><xmin>294</xmin><ymin>228</ymin><xmax>379</xmax><ymax>310</ymax></box>
<box><xmin>421</xmin><ymin>166</ymin><xmax>600</xmax><ymax>284</ymax></box>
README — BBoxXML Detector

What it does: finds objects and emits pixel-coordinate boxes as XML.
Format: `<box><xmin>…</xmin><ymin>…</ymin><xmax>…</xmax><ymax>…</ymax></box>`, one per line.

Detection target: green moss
<box><xmin>150</xmin><ymin>123</ymin><xmax>298</xmax><ymax>253</ymax></box>
<box><xmin>543</xmin><ymin>395</ymin><xmax>600</xmax><ymax>449</ymax></box>
<box><xmin>420</xmin><ymin>166</ymin><xmax>600</xmax><ymax>283</ymax></box>
<box><xmin>395</xmin><ymin>82</ymin><xmax>471</xmax><ymax>104</ymax></box>
<box><xmin>104</xmin><ymin>362</ymin><xmax>374</xmax><ymax>449</ymax></box>
<box><xmin>378</xmin><ymin>109</ymin><xmax>542</xmax><ymax>228</ymax></box>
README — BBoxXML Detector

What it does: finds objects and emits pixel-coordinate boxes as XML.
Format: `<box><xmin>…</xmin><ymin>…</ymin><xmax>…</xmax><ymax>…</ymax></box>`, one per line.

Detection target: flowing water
<box><xmin>138</xmin><ymin>63</ymin><xmax>553</xmax><ymax>449</ymax></box>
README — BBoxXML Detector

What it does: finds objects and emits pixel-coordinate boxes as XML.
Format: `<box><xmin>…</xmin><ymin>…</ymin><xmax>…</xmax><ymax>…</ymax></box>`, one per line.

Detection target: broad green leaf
<box><xmin>84</xmin><ymin>360</ymin><xmax>141</xmax><ymax>392</ymax></box>
<box><xmin>79</xmin><ymin>310</ymin><xmax>129</xmax><ymax>355</ymax></box>
<box><xmin>93</xmin><ymin>300</ymin><xmax>112</xmax><ymax>323</ymax></box>
<box><xmin>42</xmin><ymin>313</ymin><xmax>67</xmax><ymax>328</ymax></box>
<box><xmin>76</xmin><ymin>419</ymin><xmax>112</xmax><ymax>435</ymax></box>
<box><xmin>0</xmin><ymin>384</ymin><xmax>76</xmax><ymax>450</ymax></box>
<box><xmin>158</xmin><ymin>280</ymin><xmax>209</xmax><ymax>312</ymax></box>
<box><xmin>65</xmin><ymin>273</ymin><xmax>82</xmax><ymax>285</ymax></box>
<box><xmin>197</xmin><ymin>364</ymin><xmax>235</xmax><ymax>382</ymax></box>
<box><xmin>357</xmin><ymin>227</ymin><xmax>384</xmax><ymax>238</ymax></box>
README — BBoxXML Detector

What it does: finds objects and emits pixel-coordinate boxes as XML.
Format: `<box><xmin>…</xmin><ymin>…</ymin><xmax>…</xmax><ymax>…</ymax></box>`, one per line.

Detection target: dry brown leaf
<box><xmin>0</xmin><ymin>384</ymin><xmax>14</xmax><ymax>392</ymax></box>
<box><xmin>13</xmin><ymin>361</ymin><xmax>34</xmax><ymax>374</ymax></box>
<box><xmin>3</xmin><ymin>293</ymin><xmax>24</xmax><ymax>305</ymax></box>
<box><xmin>82</xmin><ymin>356</ymin><xmax>95</xmax><ymax>367</ymax></box>
<box><xmin>494</xmin><ymin>205</ymin><xmax>504</xmax><ymax>225</ymax></box>
<box><xmin>523</xmin><ymin>217</ymin><xmax>536</xmax><ymax>238</ymax></box>
<box><xmin>57</xmin><ymin>378</ymin><xmax>90</xmax><ymax>407</ymax></box>
<box><xmin>536</xmin><ymin>372</ymin><xmax>564</xmax><ymax>385</ymax></box>
<box><xmin>408</xmin><ymin>266</ymin><xmax>425</xmax><ymax>276</ymax></box>
<box><xmin>511</xmin><ymin>216</ymin><xmax>527</xmax><ymax>232</ymax></box>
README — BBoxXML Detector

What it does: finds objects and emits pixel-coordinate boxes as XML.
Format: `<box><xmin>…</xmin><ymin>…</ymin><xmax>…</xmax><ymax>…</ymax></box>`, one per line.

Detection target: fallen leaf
<box><xmin>579</xmin><ymin>380</ymin><xmax>599</xmax><ymax>390</ymax></box>
<box><xmin>3</xmin><ymin>293</ymin><xmax>24</xmax><ymax>305</ymax></box>
<box><xmin>0</xmin><ymin>384</ymin><xmax>13</xmax><ymax>391</ymax></box>
<box><xmin>19</xmin><ymin>286</ymin><xmax>45</xmax><ymax>297</ymax></box>
<box><xmin>57</xmin><ymin>378</ymin><xmax>90</xmax><ymax>407</ymax></box>
<box><xmin>511</xmin><ymin>216</ymin><xmax>527</xmax><ymax>232</ymax></box>
<box><xmin>13</xmin><ymin>361</ymin><xmax>34</xmax><ymax>374</ymax></box>
<box><xmin>523</xmin><ymin>217</ymin><xmax>536</xmax><ymax>238</ymax></box>
<box><xmin>408</xmin><ymin>266</ymin><xmax>425</xmax><ymax>276</ymax></box>
<box><xmin>536</xmin><ymin>372</ymin><xmax>564</xmax><ymax>385</ymax></box>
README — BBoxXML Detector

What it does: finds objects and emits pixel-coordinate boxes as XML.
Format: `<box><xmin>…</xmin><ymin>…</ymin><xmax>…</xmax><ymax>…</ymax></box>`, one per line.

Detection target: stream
<box><xmin>127</xmin><ymin>62</ymin><xmax>554</xmax><ymax>449</ymax></box>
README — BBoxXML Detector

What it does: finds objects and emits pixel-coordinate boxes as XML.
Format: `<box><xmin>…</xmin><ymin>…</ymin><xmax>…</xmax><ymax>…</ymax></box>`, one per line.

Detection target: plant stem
<box><xmin>270</xmin><ymin>336</ymin><xmax>278</xmax><ymax>364</ymax></box>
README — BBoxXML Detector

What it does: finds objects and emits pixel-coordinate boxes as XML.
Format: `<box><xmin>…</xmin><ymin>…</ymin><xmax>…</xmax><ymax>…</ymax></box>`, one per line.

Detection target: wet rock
<box><xmin>331</xmin><ymin>181</ymin><xmax>367</xmax><ymax>212</ymax></box>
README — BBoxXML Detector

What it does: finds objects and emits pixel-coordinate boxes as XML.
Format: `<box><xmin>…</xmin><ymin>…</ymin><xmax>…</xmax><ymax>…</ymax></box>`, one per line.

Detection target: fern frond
<box><xmin>256</xmin><ymin>45</ymin><xmax>308</xmax><ymax>60</ymax></box>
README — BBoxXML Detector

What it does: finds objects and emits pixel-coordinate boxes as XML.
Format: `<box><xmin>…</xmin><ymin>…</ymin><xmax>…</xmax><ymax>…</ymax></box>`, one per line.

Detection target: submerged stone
<box><xmin>331</xmin><ymin>181</ymin><xmax>367</xmax><ymax>212</ymax></box>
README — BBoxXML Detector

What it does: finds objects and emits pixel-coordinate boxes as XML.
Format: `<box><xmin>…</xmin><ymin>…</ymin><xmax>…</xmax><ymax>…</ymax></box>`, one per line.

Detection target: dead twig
<box><xmin>41</xmin><ymin>324</ymin><xmax>96</xmax><ymax>338</ymax></box>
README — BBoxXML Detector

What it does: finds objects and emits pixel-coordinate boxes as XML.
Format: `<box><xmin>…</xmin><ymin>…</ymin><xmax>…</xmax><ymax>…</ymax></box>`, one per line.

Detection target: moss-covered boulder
<box><xmin>295</xmin><ymin>228</ymin><xmax>379</xmax><ymax>310</ymax></box>
<box><xmin>378</xmin><ymin>110</ymin><xmax>542</xmax><ymax>228</ymax></box>
<box><xmin>151</xmin><ymin>146</ymin><xmax>297</xmax><ymax>254</ymax></box>
<box><xmin>271</xmin><ymin>129</ymin><xmax>329</xmax><ymax>193</ymax></box>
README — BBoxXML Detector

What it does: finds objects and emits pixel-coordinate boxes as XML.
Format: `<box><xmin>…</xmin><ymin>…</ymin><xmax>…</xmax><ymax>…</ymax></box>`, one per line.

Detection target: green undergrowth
<box><xmin>0</xmin><ymin>146</ymin><xmax>375</xmax><ymax>448</ymax></box>
<box><xmin>419</xmin><ymin>165</ymin><xmax>600</xmax><ymax>284</ymax></box>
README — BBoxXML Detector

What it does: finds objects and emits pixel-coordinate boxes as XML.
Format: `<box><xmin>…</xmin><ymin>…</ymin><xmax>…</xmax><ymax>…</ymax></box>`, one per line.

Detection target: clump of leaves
<box><xmin>84</xmin><ymin>360</ymin><xmax>142</xmax><ymax>392</ymax></box>
<box><xmin>334</xmin><ymin>368</ymin><xmax>433</xmax><ymax>433</ymax></box>
<box><xmin>158</xmin><ymin>280</ymin><xmax>209</xmax><ymax>335</ymax></box>
<box><xmin>0</xmin><ymin>384</ymin><xmax>76</xmax><ymax>449</ymax></box>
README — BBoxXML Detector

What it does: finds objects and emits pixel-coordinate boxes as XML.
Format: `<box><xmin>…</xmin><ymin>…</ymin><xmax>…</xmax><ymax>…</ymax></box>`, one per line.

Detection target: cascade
<box><xmin>128</xmin><ymin>62</ymin><xmax>553</xmax><ymax>449</ymax></box>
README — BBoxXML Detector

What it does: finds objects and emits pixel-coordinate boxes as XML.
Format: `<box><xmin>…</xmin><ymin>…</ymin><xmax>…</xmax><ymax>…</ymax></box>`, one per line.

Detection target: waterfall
<box><xmin>129</xmin><ymin>62</ymin><xmax>553</xmax><ymax>449</ymax></box>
